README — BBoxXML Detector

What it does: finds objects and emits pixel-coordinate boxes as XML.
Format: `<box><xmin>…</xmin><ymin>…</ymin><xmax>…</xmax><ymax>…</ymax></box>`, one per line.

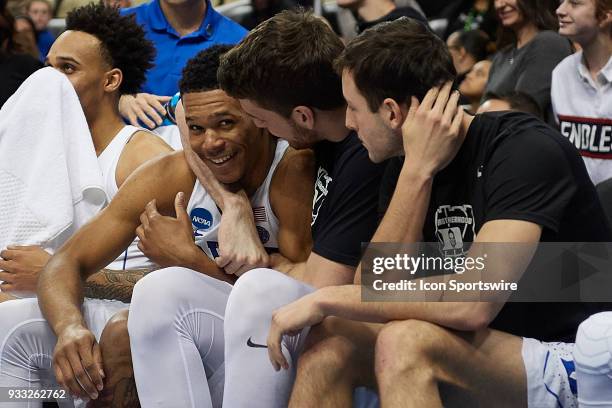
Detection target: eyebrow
<box><xmin>185</xmin><ymin>111</ymin><xmax>236</xmax><ymax>122</ymax></box>
<box><xmin>55</xmin><ymin>56</ymin><xmax>81</xmax><ymax>65</ymax></box>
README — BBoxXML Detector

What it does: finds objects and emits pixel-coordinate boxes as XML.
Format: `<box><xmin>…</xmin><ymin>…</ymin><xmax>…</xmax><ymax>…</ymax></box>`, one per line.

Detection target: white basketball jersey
<box><xmin>187</xmin><ymin>140</ymin><xmax>288</xmax><ymax>259</ymax></box>
<box><xmin>98</xmin><ymin>125</ymin><xmax>156</xmax><ymax>270</ymax></box>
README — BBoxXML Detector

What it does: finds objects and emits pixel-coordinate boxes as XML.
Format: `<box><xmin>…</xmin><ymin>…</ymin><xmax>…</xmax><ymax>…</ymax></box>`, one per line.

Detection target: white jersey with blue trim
<box><xmin>187</xmin><ymin>139</ymin><xmax>288</xmax><ymax>259</ymax></box>
<box><xmin>98</xmin><ymin>125</ymin><xmax>156</xmax><ymax>270</ymax></box>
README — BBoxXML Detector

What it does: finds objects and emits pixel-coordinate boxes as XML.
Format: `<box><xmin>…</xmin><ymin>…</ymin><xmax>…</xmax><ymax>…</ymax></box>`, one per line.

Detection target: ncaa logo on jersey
<box><xmin>190</xmin><ymin>208</ymin><xmax>213</xmax><ymax>232</ymax></box>
<box><xmin>434</xmin><ymin>205</ymin><xmax>475</xmax><ymax>257</ymax></box>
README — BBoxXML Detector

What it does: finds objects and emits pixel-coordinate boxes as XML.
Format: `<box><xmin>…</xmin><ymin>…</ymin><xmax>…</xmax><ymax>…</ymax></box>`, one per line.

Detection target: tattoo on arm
<box><xmin>84</xmin><ymin>269</ymin><xmax>153</xmax><ymax>303</ymax></box>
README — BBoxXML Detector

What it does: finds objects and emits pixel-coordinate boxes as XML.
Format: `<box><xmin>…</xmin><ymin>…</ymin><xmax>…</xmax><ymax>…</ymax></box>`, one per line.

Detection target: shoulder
<box><xmin>116</xmin><ymin>129</ymin><xmax>174</xmax><ymax>187</ymax></box>
<box><xmin>120</xmin><ymin>2</ymin><xmax>147</xmax><ymax>17</ymax></box>
<box><xmin>529</xmin><ymin>31</ymin><xmax>572</xmax><ymax>52</ymax></box>
<box><xmin>125</xmin><ymin>150</ymin><xmax>195</xmax><ymax>193</ymax></box>
<box><xmin>334</xmin><ymin>133</ymin><xmax>385</xmax><ymax>176</ymax></box>
<box><xmin>210</xmin><ymin>7</ymin><xmax>248</xmax><ymax>42</ymax></box>
<box><xmin>275</xmin><ymin>148</ymin><xmax>316</xmax><ymax>180</ymax></box>
<box><xmin>553</xmin><ymin>52</ymin><xmax>581</xmax><ymax>78</ymax></box>
<box><xmin>125</xmin><ymin>130</ymin><xmax>173</xmax><ymax>162</ymax></box>
<box><xmin>483</xmin><ymin>112</ymin><xmax>569</xmax><ymax>161</ymax></box>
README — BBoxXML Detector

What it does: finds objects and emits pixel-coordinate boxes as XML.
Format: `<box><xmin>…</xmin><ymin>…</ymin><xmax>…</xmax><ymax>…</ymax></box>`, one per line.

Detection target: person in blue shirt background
<box><xmin>119</xmin><ymin>0</ymin><xmax>246</xmax><ymax>129</ymax></box>
<box><xmin>26</xmin><ymin>0</ymin><xmax>54</xmax><ymax>61</ymax></box>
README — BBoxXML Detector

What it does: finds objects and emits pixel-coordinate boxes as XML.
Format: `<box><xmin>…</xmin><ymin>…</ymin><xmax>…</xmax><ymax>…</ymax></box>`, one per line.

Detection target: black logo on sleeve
<box><xmin>246</xmin><ymin>337</ymin><xmax>268</xmax><ymax>349</ymax></box>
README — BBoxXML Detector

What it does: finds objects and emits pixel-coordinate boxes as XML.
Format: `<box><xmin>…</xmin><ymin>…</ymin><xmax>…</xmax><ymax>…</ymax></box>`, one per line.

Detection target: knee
<box><xmin>226</xmin><ymin>268</ymin><xmax>293</xmax><ymax>320</ymax></box>
<box><xmin>231</xmin><ymin>268</ymin><xmax>280</xmax><ymax>299</ymax></box>
<box><xmin>375</xmin><ymin>320</ymin><xmax>440</xmax><ymax>380</ymax></box>
<box><xmin>298</xmin><ymin>319</ymin><xmax>358</xmax><ymax>378</ymax></box>
<box><xmin>130</xmin><ymin>267</ymin><xmax>191</xmax><ymax>318</ymax></box>
<box><xmin>575</xmin><ymin>312</ymin><xmax>612</xmax><ymax>373</ymax></box>
<box><xmin>99</xmin><ymin>310</ymin><xmax>130</xmax><ymax>360</ymax></box>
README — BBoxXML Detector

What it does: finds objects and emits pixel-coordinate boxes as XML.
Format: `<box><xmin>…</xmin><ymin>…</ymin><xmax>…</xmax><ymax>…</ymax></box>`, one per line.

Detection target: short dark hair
<box><xmin>335</xmin><ymin>17</ymin><xmax>456</xmax><ymax>112</ymax></box>
<box><xmin>218</xmin><ymin>8</ymin><xmax>345</xmax><ymax>117</ymax></box>
<box><xmin>180</xmin><ymin>44</ymin><xmax>233</xmax><ymax>95</ymax></box>
<box><xmin>457</xmin><ymin>29</ymin><xmax>492</xmax><ymax>61</ymax></box>
<box><xmin>485</xmin><ymin>91</ymin><xmax>543</xmax><ymax>120</ymax></box>
<box><xmin>65</xmin><ymin>3</ymin><xmax>155</xmax><ymax>95</ymax></box>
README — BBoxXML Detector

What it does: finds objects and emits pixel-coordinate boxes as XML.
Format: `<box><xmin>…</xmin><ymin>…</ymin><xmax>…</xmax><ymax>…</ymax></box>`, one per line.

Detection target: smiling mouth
<box><xmin>209</xmin><ymin>152</ymin><xmax>236</xmax><ymax>165</ymax></box>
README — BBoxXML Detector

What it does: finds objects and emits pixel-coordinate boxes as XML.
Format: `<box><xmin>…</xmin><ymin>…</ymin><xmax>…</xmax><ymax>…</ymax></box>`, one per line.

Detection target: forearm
<box><xmin>315</xmin><ymin>284</ymin><xmax>485</xmax><ymax>331</ymax></box>
<box><xmin>373</xmin><ymin>163</ymin><xmax>433</xmax><ymax>243</ymax></box>
<box><xmin>187</xmin><ymin>251</ymin><xmax>237</xmax><ymax>284</ymax></box>
<box><xmin>38</xmin><ymin>255</ymin><xmax>87</xmax><ymax>335</ymax></box>
<box><xmin>84</xmin><ymin>268</ymin><xmax>153</xmax><ymax>303</ymax></box>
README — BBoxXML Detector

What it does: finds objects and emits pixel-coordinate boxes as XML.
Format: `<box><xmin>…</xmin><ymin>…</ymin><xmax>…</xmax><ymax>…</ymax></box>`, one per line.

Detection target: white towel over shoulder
<box><xmin>0</xmin><ymin>67</ymin><xmax>106</xmax><ymax>253</ymax></box>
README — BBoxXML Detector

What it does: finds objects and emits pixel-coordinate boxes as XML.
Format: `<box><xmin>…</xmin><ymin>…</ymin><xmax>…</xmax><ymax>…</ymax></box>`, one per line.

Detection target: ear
<box><xmin>290</xmin><ymin>105</ymin><xmax>315</xmax><ymax>130</ymax></box>
<box><xmin>381</xmin><ymin>98</ymin><xmax>408</xmax><ymax>130</ymax></box>
<box><xmin>600</xmin><ymin>10</ymin><xmax>612</xmax><ymax>29</ymax></box>
<box><xmin>103</xmin><ymin>68</ymin><xmax>122</xmax><ymax>93</ymax></box>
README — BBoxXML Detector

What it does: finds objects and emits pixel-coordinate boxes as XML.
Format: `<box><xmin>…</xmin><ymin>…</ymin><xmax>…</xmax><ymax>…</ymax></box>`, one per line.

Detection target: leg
<box><xmin>223</xmin><ymin>268</ymin><xmax>314</xmax><ymax>408</ymax></box>
<box><xmin>574</xmin><ymin>312</ymin><xmax>612</xmax><ymax>407</ymax></box>
<box><xmin>374</xmin><ymin>320</ymin><xmax>526</xmax><ymax>408</ymax></box>
<box><xmin>290</xmin><ymin>317</ymin><xmax>380</xmax><ymax>408</ymax></box>
<box><xmin>0</xmin><ymin>298</ymin><xmax>74</xmax><ymax>408</ymax></box>
<box><xmin>127</xmin><ymin>267</ymin><xmax>231</xmax><ymax>408</ymax></box>
<box><xmin>87</xmin><ymin>309</ymin><xmax>138</xmax><ymax>408</ymax></box>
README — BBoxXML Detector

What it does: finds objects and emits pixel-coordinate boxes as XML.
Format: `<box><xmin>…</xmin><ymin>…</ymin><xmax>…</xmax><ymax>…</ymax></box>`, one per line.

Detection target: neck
<box><xmin>469</xmin><ymin>101</ymin><xmax>480</xmax><ymax>114</ymax></box>
<box><xmin>241</xmin><ymin>130</ymin><xmax>276</xmax><ymax>196</ymax></box>
<box><xmin>314</xmin><ymin>105</ymin><xmax>352</xmax><ymax>143</ymax></box>
<box><xmin>357</xmin><ymin>0</ymin><xmax>395</xmax><ymax>22</ymax></box>
<box><xmin>515</xmin><ymin>23</ymin><xmax>538</xmax><ymax>48</ymax></box>
<box><xmin>460</xmin><ymin>113</ymin><xmax>475</xmax><ymax>140</ymax></box>
<box><xmin>160</xmin><ymin>0</ymin><xmax>207</xmax><ymax>37</ymax></box>
<box><xmin>87</xmin><ymin>96</ymin><xmax>126</xmax><ymax>156</ymax></box>
<box><xmin>581</xmin><ymin>33</ymin><xmax>612</xmax><ymax>80</ymax></box>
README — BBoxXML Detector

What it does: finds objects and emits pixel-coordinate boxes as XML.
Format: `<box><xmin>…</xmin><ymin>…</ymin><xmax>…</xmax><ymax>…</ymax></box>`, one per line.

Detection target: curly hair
<box><xmin>179</xmin><ymin>44</ymin><xmax>233</xmax><ymax>95</ymax></box>
<box><xmin>65</xmin><ymin>3</ymin><xmax>155</xmax><ymax>95</ymax></box>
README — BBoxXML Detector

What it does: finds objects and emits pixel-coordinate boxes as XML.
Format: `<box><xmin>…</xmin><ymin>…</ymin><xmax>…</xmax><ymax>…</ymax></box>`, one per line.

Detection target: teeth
<box><xmin>211</xmin><ymin>153</ymin><xmax>233</xmax><ymax>164</ymax></box>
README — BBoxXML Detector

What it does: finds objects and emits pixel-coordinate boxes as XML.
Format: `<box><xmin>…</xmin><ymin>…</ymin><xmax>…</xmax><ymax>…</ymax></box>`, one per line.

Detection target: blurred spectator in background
<box><xmin>447</xmin><ymin>28</ymin><xmax>492</xmax><ymax>84</ymax></box>
<box><xmin>103</xmin><ymin>0</ymin><xmax>131</xmax><ymax>9</ymax></box>
<box><xmin>337</xmin><ymin>0</ymin><xmax>426</xmax><ymax>34</ymax></box>
<box><xmin>238</xmin><ymin>0</ymin><xmax>295</xmax><ymax>30</ymax></box>
<box><xmin>551</xmin><ymin>0</ymin><xmax>611</xmax><ymax>186</ymax></box>
<box><xmin>459</xmin><ymin>59</ymin><xmax>491</xmax><ymax>113</ymax></box>
<box><xmin>478</xmin><ymin>90</ymin><xmax>544</xmax><ymax>119</ymax></box>
<box><xmin>118</xmin><ymin>0</ymin><xmax>246</xmax><ymax>129</ymax></box>
<box><xmin>26</xmin><ymin>0</ymin><xmax>53</xmax><ymax>60</ymax></box>
<box><xmin>443</xmin><ymin>0</ymin><xmax>498</xmax><ymax>40</ymax></box>
<box><xmin>13</xmin><ymin>14</ymin><xmax>38</xmax><ymax>58</ymax></box>
<box><xmin>0</xmin><ymin>0</ymin><xmax>42</xmax><ymax>107</ymax></box>
<box><xmin>484</xmin><ymin>0</ymin><xmax>572</xmax><ymax>124</ymax></box>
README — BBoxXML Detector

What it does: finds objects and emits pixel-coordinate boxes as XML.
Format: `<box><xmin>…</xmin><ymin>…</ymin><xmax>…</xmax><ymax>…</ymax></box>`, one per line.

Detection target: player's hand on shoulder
<box><xmin>401</xmin><ymin>81</ymin><xmax>465</xmax><ymax>176</ymax></box>
<box><xmin>119</xmin><ymin>93</ymin><xmax>172</xmax><ymax>129</ymax></box>
<box><xmin>136</xmin><ymin>193</ymin><xmax>201</xmax><ymax>268</ymax></box>
<box><xmin>0</xmin><ymin>245</ymin><xmax>51</xmax><ymax>293</ymax></box>
<box><xmin>215</xmin><ymin>197</ymin><xmax>269</xmax><ymax>276</ymax></box>
<box><xmin>53</xmin><ymin>323</ymin><xmax>104</xmax><ymax>400</ymax></box>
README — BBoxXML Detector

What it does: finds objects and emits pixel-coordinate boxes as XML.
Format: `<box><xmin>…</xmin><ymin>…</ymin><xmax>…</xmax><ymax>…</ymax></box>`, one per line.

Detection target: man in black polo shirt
<box><xmin>266</xmin><ymin>17</ymin><xmax>611</xmax><ymax>407</ymax></box>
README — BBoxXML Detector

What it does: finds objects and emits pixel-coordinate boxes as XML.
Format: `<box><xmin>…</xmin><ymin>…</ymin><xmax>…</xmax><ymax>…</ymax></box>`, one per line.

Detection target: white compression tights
<box><xmin>0</xmin><ymin>297</ymin><xmax>127</xmax><ymax>408</ymax></box>
<box><xmin>127</xmin><ymin>267</ymin><xmax>232</xmax><ymax>408</ymax></box>
<box><xmin>222</xmin><ymin>268</ymin><xmax>315</xmax><ymax>408</ymax></box>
